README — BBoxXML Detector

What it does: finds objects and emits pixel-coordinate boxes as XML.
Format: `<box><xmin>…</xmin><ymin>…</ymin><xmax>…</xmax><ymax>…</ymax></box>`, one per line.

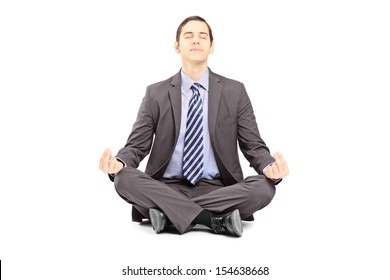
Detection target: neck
<box><xmin>181</xmin><ymin>61</ymin><xmax>208</xmax><ymax>81</ymax></box>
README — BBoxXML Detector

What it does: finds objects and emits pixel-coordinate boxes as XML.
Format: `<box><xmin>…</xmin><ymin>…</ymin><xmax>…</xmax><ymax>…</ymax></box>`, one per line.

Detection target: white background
<box><xmin>1</xmin><ymin>0</ymin><xmax>389</xmax><ymax>279</ymax></box>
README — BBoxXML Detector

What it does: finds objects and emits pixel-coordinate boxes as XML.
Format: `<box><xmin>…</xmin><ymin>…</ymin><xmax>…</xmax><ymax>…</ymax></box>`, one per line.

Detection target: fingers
<box><xmin>110</xmin><ymin>158</ymin><xmax>124</xmax><ymax>174</ymax></box>
<box><xmin>271</xmin><ymin>162</ymin><xmax>280</xmax><ymax>177</ymax></box>
<box><xmin>274</xmin><ymin>152</ymin><xmax>289</xmax><ymax>178</ymax></box>
<box><xmin>108</xmin><ymin>156</ymin><xmax>119</xmax><ymax>172</ymax></box>
<box><xmin>266</xmin><ymin>163</ymin><xmax>275</xmax><ymax>179</ymax></box>
<box><xmin>276</xmin><ymin>152</ymin><xmax>289</xmax><ymax>176</ymax></box>
<box><xmin>99</xmin><ymin>148</ymin><xmax>113</xmax><ymax>173</ymax></box>
<box><xmin>99</xmin><ymin>148</ymin><xmax>124</xmax><ymax>174</ymax></box>
<box><xmin>265</xmin><ymin>152</ymin><xmax>289</xmax><ymax>179</ymax></box>
<box><xmin>274</xmin><ymin>152</ymin><xmax>285</xmax><ymax>175</ymax></box>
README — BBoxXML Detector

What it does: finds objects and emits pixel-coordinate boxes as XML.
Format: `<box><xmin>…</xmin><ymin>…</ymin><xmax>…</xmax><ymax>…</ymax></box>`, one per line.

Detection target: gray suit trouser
<box><xmin>114</xmin><ymin>167</ymin><xmax>276</xmax><ymax>234</ymax></box>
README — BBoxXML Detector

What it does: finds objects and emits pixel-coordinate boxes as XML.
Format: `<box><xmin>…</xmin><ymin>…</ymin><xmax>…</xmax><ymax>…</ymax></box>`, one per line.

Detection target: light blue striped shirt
<box><xmin>163</xmin><ymin>69</ymin><xmax>220</xmax><ymax>179</ymax></box>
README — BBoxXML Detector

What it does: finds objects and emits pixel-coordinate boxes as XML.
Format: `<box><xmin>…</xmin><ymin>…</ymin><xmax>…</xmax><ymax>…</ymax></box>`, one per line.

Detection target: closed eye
<box><xmin>183</xmin><ymin>32</ymin><xmax>194</xmax><ymax>39</ymax></box>
<box><xmin>199</xmin><ymin>32</ymin><xmax>208</xmax><ymax>39</ymax></box>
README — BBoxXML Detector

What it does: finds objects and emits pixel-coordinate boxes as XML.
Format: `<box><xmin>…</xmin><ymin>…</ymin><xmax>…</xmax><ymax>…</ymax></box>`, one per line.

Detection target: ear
<box><xmin>209</xmin><ymin>41</ymin><xmax>215</xmax><ymax>54</ymax></box>
<box><xmin>174</xmin><ymin>41</ymin><xmax>180</xmax><ymax>53</ymax></box>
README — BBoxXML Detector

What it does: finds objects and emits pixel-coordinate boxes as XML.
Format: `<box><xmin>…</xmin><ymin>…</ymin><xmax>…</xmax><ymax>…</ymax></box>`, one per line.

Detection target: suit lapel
<box><xmin>168</xmin><ymin>71</ymin><xmax>182</xmax><ymax>141</ymax></box>
<box><xmin>208</xmin><ymin>71</ymin><xmax>222</xmax><ymax>142</ymax></box>
<box><xmin>168</xmin><ymin>70</ymin><xmax>221</xmax><ymax>143</ymax></box>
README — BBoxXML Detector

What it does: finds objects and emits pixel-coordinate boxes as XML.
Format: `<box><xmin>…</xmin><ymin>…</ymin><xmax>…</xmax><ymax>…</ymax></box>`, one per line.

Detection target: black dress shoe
<box><xmin>149</xmin><ymin>208</ymin><xmax>168</xmax><ymax>233</ymax></box>
<box><xmin>210</xmin><ymin>209</ymin><xmax>243</xmax><ymax>237</ymax></box>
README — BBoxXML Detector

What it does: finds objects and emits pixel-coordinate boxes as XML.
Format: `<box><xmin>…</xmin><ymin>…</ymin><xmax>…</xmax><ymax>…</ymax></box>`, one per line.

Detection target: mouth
<box><xmin>190</xmin><ymin>48</ymin><xmax>203</xmax><ymax>52</ymax></box>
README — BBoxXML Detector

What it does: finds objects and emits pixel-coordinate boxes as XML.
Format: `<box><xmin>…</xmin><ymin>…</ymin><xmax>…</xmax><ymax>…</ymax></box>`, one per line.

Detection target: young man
<box><xmin>99</xmin><ymin>16</ymin><xmax>289</xmax><ymax>237</ymax></box>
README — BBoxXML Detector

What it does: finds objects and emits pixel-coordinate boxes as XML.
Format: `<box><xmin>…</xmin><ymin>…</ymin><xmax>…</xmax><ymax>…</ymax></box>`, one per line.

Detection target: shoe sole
<box><xmin>230</xmin><ymin>209</ymin><xmax>243</xmax><ymax>237</ymax></box>
<box><xmin>149</xmin><ymin>208</ymin><xmax>166</xmax><ymax>234</ymax></box>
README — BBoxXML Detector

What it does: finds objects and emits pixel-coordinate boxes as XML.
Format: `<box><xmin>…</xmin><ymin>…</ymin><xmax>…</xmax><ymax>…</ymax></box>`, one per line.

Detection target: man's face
<box><xmin>175</xmin><ymin>20</ymin><xmax>214</xmax><ymax>64</ymax></box>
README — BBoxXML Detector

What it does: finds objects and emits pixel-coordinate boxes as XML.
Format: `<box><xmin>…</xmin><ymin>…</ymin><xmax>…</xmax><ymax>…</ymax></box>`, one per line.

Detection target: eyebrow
<box><xmin>183</xmin><ymin>31</ymin><xmax>209</xmax><ymax>36</ymax></box>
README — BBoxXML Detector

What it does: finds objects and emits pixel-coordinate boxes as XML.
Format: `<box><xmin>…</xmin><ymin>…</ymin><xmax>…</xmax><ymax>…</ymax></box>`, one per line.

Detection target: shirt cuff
<box><xmin>262</xmin><ymin>162</ymin><xmax>280</xmax><ymax>183</ymax></box>
<box><xmin>262</xmin><ymin>162</ymin><xmax>275</xmax><ymax>175</ymax></box>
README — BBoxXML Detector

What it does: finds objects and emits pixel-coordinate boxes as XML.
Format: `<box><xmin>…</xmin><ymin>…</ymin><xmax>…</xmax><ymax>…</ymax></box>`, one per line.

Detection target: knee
<box><xmin>257</xmin><ymin>182</ymin><xmax>276</xmax><ymax>205</ymax></box>
<box><xmin>245</xmin><ymin>176</ymin><xmax>276</xmax><ymax>207</ymax></box>
<box><xmin>113</xmin><ymin>167</ymin><xmax>140</xmax><ymax>198</ymax></box>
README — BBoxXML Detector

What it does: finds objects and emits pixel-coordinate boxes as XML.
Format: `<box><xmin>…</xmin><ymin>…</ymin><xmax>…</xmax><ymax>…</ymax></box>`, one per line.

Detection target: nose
<box><xmin>192</xmin><ymin>36</ymin><xmax>200</xmax><ymax>44</ymax></box>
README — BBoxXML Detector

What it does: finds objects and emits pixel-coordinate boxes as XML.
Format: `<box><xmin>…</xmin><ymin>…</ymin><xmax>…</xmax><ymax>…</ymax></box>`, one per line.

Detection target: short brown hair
<box><xmin>175</xmin><ymin>16</ymin><xmax>214</xmax><ymax>44</ymax></box>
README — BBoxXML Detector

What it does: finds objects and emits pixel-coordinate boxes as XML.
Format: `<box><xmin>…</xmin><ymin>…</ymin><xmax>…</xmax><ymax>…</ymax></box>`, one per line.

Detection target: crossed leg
<box><xmin>114</xmin><ymin>167</ymin><xmax>276</xmax><ymax>234</ymax></box>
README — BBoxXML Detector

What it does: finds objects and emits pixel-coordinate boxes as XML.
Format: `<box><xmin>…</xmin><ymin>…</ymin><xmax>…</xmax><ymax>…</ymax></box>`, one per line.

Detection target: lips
<box><xmin>190</xmin><ymin>48</ymin><xmax>203</xmax><ymax>52</ymax></box>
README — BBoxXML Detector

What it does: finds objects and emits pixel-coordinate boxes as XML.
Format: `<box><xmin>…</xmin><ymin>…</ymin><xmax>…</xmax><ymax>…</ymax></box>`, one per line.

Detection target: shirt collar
<box><xmin>181</xmin><ymin>68</ymin><xmax>209</xmax><ymax>93</ymax></box>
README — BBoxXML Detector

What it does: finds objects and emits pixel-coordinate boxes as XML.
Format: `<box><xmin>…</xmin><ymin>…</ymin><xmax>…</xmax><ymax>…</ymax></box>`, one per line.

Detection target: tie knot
<box><xmin>191</xmin><ymin>83</ymin><xmax>201</xmax><ymax>95</ymax></box>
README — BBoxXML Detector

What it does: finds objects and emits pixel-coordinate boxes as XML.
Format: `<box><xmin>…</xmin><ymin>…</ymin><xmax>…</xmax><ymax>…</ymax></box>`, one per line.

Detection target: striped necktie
<box><xmin>183</xmin><ymin>83</ymin><xmax>204</xmax><ymax>185</ymax></box>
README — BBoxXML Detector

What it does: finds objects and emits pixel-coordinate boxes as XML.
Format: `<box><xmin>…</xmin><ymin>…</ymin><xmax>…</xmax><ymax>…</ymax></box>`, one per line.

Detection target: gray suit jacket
<box><xmin>114</xmin><ymin>69</ymin><xmax>276</xmax><ymax>186</ymax></box>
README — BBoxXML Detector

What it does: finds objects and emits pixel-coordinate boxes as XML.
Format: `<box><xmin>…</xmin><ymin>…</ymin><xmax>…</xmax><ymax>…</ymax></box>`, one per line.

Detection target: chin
<box><xmin>188</xmin><ymin>56</ymin><xmax>207</xmax><ymax>63</ymax></box>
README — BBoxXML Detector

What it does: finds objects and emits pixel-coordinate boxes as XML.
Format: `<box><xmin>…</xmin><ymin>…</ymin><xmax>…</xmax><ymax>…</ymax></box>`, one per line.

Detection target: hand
<box><xmin>99</xmin><ymin>148</ymin><xmax>124</xmax><ymax>174</ymax></box>
<box><xmin>265</xmin><ymin>152</ymin><xmax>289</xmax><ymax>180</ymax></box>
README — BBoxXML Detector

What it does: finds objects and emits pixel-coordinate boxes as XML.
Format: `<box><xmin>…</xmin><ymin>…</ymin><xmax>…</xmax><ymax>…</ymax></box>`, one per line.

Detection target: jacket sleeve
<box><xmin>115</xmin><ymin>86</ymin><xmax>155</xmax><ymax>169</ymax></box>
<box><xmin>236</xmin><ymin>83</ymin><xmax>276</xmax><ymax>175</ymax></box>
